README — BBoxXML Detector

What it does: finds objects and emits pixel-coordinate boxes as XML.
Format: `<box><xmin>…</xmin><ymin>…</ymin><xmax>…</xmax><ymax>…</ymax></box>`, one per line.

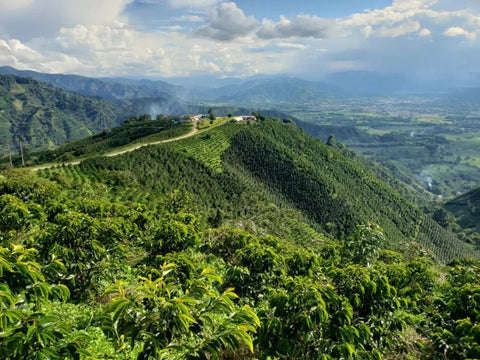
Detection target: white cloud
<box><xmin>276</xmin><ymin>42</ymin><xmax>306</xmax><ymax>50</ymax></box>
<box><xmin>1</xmin><ymin>0</ymin><xmax>480</xmax><ymax>80</ymax></box>
<box><xmin>0</xmin><ymin>0</ymin><xmax>132</xmax><ymax>40</ymax></box>
<box><xmin>391</xmin><ymin>0</ymin><xmax>438</xmax><ymax>11</ymax></box>
<box><xmin>160</xmin><ymin>25</ymin><xmax>184</xmax><ymax>31</ymax></box>
<box><xmin>373</xmin><ymin>20</ymin><xmax>421</xmax><ymax>38</ymax></box>
<box><xmin>0</xmin><ymin>0</ymin><xmax>34</xmax><ymax>11</ymax></box>
<box><xmin>195</xmin><ymin>3</ymin><xmax>334</xmax><ymax>41</ymax></box>
<box><xmin>257</xmin><ymin>15</ymin><xmax>333</xmax><ymax>39</ymax></box>
<box><xmin>444</xmin><ymin>26</ymin><xmax>476</xmax><ymax>39</ymax></box>
<box><xmin>342</xmin><ymin>0</ymin><xmax>480</xmax><ymax>41</ymax></box>
<box><xmin>195</xmin><ymin>2</ymin><xmax>258</xmax><ymax>41</ymax></box>
<box><xmin>170</xmin><ymin>15</ymin><xmax>204</xmax><ymax>22</ymax></box>
<box><xmin>0</xmin><ymin>38</ymin><xmax>84</xmax><ymax>73</ymax></box>
<box><xmin>419</xmin><ymin>28</ymin><xmax>432</xmax><ymax>36</ymax></box>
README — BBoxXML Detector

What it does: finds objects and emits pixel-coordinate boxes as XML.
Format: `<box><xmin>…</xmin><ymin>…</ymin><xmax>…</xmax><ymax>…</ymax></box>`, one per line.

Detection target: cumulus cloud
<box><xmin>419</xmin><ymin>28</ymin><xmax>432</xmax><ymax>36</ymax></box>
<box><xmin>444</xmin><ymin>26</ymin><xmax>476</xmax><ymax>39</ymax></box>
<box><xmin>195</xmin><ymin>2</ymin><xmax>334</xmax><ymax>41</ymax></box>
<box><xmin>195</xmin><ymin>2</ymin><xmax>258</xmax><ymax>41</ymax></box>
<box><xmin>0</xmin><ymin>38</ymin><xmax>84</xmax><ymax>73</ymax></box>
<box><xmin>343</xmin><ymin>0</ymin><xmax>480</xmax><ymax>40</ymax></box>
<box><xmin>0</xmin><ymin>0</ymin><xmax>132</xmax><ymax>40</ymax></box>
<box><xmin>257</xmin><ymin>15</ymin><xmax>333</xmax><ymax>39</ymax></box>
<box><xmin>372</xmin><ymin>20</ymin><xmax>421</xmax><ymax>38</ymax></box>
<box><xmin>1</xmin><ymin>0</ymin><xmax>480</xmax><ymax>80</ymax></box>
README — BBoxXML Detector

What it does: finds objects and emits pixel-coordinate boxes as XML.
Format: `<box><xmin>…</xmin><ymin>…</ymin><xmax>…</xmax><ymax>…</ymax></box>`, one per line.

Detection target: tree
<box><xmin>327</xmin><ymin>134</ymin><xmax>337</xmax><ymax>147</ymax></box>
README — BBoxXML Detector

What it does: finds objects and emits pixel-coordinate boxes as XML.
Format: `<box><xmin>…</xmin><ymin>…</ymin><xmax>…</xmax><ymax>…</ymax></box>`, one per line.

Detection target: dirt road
<box><xmin>31</xmin><ymin>120</ymin><xmax>225</xmax><ymax>171</ymax></box>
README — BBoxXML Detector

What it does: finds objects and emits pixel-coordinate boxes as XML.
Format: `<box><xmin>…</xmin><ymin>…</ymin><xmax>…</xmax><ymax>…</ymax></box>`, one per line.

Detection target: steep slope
<box><xmin>0</xmin><ymin>66</ymin><xmax>184</xmax><ymax>100</ymax></box>
<box><xmin>446</xmin><ymin>187</ymin><xmax>480</xmax><ymax>234</ymax></box>
<box><xmin>37</xmin><ymin>118</ymin><xmax>472</xmax><ymax>262</ymax></box>
<box><xmin>0</xmin><ymin>74</ymin><xmax>197</xmax><ymax>156</ymax></box>
<box><xmin>0</xmin><ymin>74</ymin><xmax>123</xmax><ymax>154</ymax></box>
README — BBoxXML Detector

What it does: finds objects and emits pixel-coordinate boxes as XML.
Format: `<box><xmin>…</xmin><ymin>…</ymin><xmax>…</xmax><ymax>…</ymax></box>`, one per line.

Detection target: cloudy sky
<box><xmin>0</xmin><ymin>0</ymin><xmax>479</xmax><ymax>81</ymax></box>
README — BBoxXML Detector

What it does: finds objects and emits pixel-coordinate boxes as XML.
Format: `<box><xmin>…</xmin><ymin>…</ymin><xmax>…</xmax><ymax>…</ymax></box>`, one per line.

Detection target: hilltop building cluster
<box><xmin>178</xmin><ymin>114</ymin><xmax>256</xmax><ymax>122</ymax></box>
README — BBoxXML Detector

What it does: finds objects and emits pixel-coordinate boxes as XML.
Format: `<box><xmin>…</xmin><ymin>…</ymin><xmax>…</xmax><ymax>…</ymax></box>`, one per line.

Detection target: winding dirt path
<box><xmin>104</xmin><ymin>122</ymin><xmax>200</xmax><ymax>158</ymax></box>
<box><xmin>31</xmin><ymin>119</ymin><xmax>226</xmax><ymax>171</ymax></box>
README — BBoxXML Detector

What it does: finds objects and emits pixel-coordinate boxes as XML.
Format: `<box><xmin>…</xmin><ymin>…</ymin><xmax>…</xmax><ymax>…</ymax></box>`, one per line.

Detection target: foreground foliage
<box><xmin>0</xmin><ymin>169</ymin><xmax>479</xmax><ymax>360</ymax></box>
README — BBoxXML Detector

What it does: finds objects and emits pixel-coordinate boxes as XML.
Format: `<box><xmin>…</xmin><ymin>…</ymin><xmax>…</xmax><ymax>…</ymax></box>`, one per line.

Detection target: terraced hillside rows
<box><xmin>167</xmin><ymin>122</ymin><xmax>241</xmax><ymax>172</ymax></box>
<box><xmin>37</xmin><ymin>118</ymin><xmax>473</xmax><ymax>262</ymax></box>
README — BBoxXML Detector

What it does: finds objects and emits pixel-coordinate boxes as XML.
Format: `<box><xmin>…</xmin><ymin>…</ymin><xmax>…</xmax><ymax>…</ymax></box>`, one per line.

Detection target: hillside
<box><xmin>445</xmin><ymin>188</ymin><xmax>480</xmax><ymax>244</ymax></box>
<box><xmin>0</xmin><ymin>74</ymin><xmax>201</xmax><ymax>156</ymax></box>
<box><xmin>2</xmin><ymin>116</ymin><xmax>480</xmax><ymax>359</ymax></box>
<box><xmin>0</xmin><ymin>74</ymin><xmax>126</xmax><ymax>154</ymax></box>
<box><xmin>0</xmin><ymin>66</ymin><xmax>184</xmax><ymax>100</ymax></box>
<box><xmin>35</xmin><ymin>117</ymin><xmax>471</xmax><ymax>263</ymax></box>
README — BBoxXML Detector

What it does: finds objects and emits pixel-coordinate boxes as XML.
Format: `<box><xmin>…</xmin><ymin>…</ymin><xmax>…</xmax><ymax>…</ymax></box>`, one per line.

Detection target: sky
<box><xmin>0</xmin><ymin>0</ymin><xmax>479</xmax><ymax>82</ymax></box>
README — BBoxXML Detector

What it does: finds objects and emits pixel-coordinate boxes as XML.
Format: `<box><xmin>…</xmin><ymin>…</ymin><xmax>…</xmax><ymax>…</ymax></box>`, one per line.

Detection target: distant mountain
<box><xmin>199</xmin><ymin>77</ymin><xmax>344</xmax><ymax>105</ymax></box>
<box><xmin>0</xmin><ymin>66</ymin><xmax>185</xmax><ymax>100</ymax></box>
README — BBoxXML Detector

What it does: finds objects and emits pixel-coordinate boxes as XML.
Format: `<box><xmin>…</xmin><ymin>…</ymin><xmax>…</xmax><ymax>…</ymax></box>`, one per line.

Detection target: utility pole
<box><xmin>8</xmin><ymin>144</ymin><xmax>13</xmax><ymax>167</ymax></box>
<box><xmin>19</xmin><ymin>141</ymin><xmax>24</xmax><ymax>167</ymax></box>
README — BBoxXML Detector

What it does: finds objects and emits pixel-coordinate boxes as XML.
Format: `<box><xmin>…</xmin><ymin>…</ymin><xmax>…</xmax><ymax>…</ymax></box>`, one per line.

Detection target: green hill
<box><xmin>2</xmin><ymin>116</ymin><xmax>480</xmax><ymax>360</ymax></box>
<box><xmin>445</xmin><ymin>187</ymin><xmax>480</xmax><ymax>246</ymax></box>
<box><xmin>0</xmin><ymin>74</ymin><xmax>124</xmax><ymax>154</ymax></box>
<box><xmin>36</xmin><ymin>117</ymin><xmax>472</xmax><ymax>263</ymax></box>
<box><xmin>446</xmin><ymin>187</ymin><xmax>480</xmax><ymax>230</ymax></box>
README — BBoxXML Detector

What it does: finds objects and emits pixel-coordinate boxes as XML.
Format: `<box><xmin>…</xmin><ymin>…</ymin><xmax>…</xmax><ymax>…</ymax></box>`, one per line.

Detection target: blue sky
<box><xmin>232</xmin><ymin>0</ymin><xmax>393</xmax><ymax>18</ymax></box>
<box><xmin>125</xmin><ymin>0</ymin><xmax>394</xmax><ymax>25</ymax></box>
<box><xmin>0</xmin><ymin>0</ymin><xmax>479</xmax><ymax>82</ymax></box>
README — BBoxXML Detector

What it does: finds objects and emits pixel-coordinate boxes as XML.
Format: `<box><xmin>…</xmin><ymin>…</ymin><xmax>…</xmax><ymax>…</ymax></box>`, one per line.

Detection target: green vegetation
<box><xmin>0</xmin><ymin>74</ymin><xmax>123</xmax><ymax>155</ymax></box>
<box><xmin>168</xmin><ymin>122</ymin><xmax>239</xmax><ymax>172</ymax></box>
<box><xmin>1</xmin><ymin>166</ymin><xmax>480</xmax><ymax>359</ymax></box>
<box><xmin>1</xmin><ymin>114</ymin><xmax>479</xmax><ymax>359</ymax></box>
<box><xmin>443</xmin><ymin>188</ymin><xmax>480</xmax><ymax>248</ymax></box>
<box><xmin>285</xmin><ymin>107</ymin><xmax>480</xmax><ymax>198</ymax></box>
<box><xmin>0</xmin><ymin>75</ymin><xmax>195</xmax><ymax>159</ymax></box>
<box><xmin>7</xmin><ymin>115</ymin><xmax>193</xmax><ymax>166</ymax></box>
<box><xmin>0</xmin><ymin>65</ymin><xmax>183</xmax><ymax>101</ymax></box>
